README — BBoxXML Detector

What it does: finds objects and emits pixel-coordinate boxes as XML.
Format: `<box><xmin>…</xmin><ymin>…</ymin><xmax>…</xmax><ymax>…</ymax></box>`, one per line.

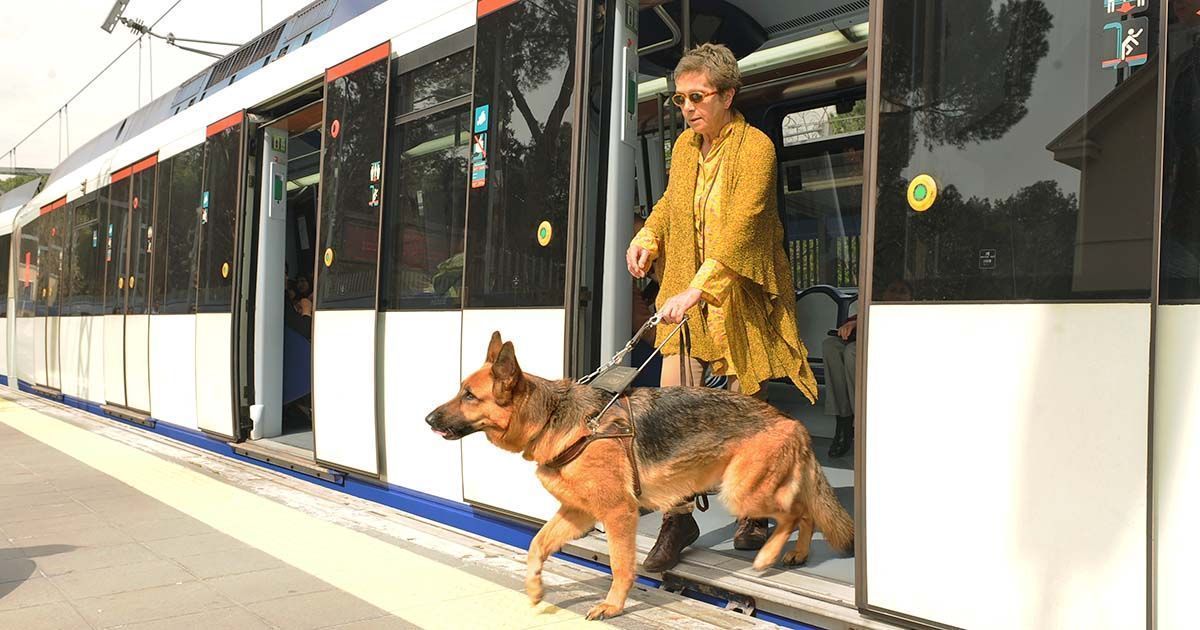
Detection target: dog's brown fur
<box><xmin>425</xmin><ymin>332</ymin><xmax>854</xmax><ymax>620</ymax></box>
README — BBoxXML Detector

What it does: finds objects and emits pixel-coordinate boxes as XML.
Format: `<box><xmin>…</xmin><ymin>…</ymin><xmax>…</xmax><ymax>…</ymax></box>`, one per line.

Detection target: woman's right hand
<box><xmin>626</xmin><ymin>244</ymin><xmax>651</xmax><ymax>278</ymax></box>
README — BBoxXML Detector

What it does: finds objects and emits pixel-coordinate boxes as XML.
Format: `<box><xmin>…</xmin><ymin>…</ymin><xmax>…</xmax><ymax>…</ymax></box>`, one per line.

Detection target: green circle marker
<box><xmin>913</xmin><ymin>184</ymin><xmax>927</xmax><ymax>201</ymax></box>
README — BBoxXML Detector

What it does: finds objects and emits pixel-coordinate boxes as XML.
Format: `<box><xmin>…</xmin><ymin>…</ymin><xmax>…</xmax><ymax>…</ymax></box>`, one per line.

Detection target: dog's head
<box><xmin>425</xmin><ymin>331</ymin><xmax>525</xmax><ymax>443</ymax></box>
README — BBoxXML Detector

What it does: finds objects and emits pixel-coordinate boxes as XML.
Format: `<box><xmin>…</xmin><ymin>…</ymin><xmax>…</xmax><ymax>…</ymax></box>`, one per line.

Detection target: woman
<box><xmin>627</xmin><ymin>43</ymin><xmax>819</xmax><ymax>572</ymax></box>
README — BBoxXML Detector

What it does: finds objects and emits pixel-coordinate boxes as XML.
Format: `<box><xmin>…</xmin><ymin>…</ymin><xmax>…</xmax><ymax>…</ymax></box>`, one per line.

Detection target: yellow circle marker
<box><xmin>118</xmin><ymin>277</ymin><xmax>124</xmax><ymax>289</ymax></box>
<box><xmin>907</xmin><ymin>174</ymin><xmax>938</xmax><ymax>212</ymax></box>
<box><xmin>221</xmin><ymin>262</ymin><xmax>230</xmax><ymax>279</ymax></box>
<box><xmin>129</xmin><ymin>276</ymin><xmax>135</xmax><ymax>289</ymax></box>
<box><xmin>537</xmin><ymin>221</ymin><xmax>552</xmax><ymax>247</ymax></box>
<box><xmin>324</xmin><ymin>248</ymin><xmax>335</xmax><ymax>267</ymax></box>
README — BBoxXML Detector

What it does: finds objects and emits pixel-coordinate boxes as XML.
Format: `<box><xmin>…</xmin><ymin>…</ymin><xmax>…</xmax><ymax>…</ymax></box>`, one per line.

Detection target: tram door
<box><xmin>35</xmin><ymin>198</ymin><xmax>65</xmax><ymax>392</ymax></box>
<box><xmin>309</xmin><ymin>43</ymin><xmax>391</xmax><ymax>476</ymax></box>
<box><xmin>196</xmin><ymin>113</ymin><xmax>247</xmax><ymax>439</ymax></box>
<box><xmin>859</xmin><ymin>2</ymin><xmax>1154</xmax><ymax>628</ymax></box>
<box><xmin>457</xmin><ymin>0</ymin><xmax>630</xmax><ymax>521</ymax></box>
<box><xmin>101</xmin><ymin>157</ymin><xmax>157</xmax><ymax>413</ymax></box>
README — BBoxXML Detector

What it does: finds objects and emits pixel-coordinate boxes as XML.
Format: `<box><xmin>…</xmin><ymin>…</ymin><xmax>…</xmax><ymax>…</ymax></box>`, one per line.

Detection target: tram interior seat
<box><xmin>794</xmin><ymin>284</ymin><xmax>856</xmax><ymax>385</ymax></box>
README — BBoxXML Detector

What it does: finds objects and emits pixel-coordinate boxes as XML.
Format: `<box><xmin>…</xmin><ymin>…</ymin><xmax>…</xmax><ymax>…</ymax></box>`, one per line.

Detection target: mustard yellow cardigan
<box><xmin>641</xmin><ymin>113</ymin><xmax>818</xmax><ymax>402</ymax></box>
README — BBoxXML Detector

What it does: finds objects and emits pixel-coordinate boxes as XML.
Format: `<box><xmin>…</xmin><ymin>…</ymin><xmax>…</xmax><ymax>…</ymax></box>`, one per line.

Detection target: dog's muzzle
<box><xmin>425</xmin><ymin>410</ymin><xmax>469</xmax><ymax>440</ymax></box>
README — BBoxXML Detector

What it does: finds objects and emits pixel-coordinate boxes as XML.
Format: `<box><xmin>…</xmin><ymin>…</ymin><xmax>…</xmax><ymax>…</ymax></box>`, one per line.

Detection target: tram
<box><xmin>2</xmin><ymin>0</ymin><xmax>1196</xmax><ymax>628</ymax></box>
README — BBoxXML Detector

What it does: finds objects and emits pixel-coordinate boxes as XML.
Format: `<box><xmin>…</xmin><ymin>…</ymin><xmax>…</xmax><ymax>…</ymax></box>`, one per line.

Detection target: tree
<box><xmin>0</xmin><ymin>174</ymin><xmax>39</xmax><ymax>196</ymax></box>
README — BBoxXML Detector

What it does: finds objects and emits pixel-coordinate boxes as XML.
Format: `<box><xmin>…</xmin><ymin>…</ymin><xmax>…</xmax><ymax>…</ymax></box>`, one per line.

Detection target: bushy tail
<box><xmin>804</xmin><ymin>457</ymin><xmax>854</xmax><ymax>552</ymax></box>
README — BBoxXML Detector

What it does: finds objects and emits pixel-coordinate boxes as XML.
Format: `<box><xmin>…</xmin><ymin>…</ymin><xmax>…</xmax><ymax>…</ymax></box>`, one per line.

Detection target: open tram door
<box><xmin>454</xmin><ymin>0</ymin><xmax>623</xmax><ymax>521</ymax></box>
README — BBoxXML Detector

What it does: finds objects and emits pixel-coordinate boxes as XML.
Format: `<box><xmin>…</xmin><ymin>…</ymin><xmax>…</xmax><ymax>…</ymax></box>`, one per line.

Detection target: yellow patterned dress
<box><xmin>630</xmin><ymin>111</ymin><xmax>818</xmax><ymax>402</ymax></box>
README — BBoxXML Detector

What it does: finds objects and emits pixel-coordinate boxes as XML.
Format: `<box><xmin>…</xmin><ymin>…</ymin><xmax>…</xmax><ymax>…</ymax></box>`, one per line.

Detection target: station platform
<box><xmin>0</xmin><ymin>390</ymin><xmax>779</xmax><ymax>630</ymax></box>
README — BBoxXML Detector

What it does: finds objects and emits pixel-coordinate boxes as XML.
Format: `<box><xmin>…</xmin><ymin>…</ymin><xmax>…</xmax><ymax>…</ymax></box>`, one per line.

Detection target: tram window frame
<box><xmin>151</xmin><ymin>157</ymin><xmax>173</xmax><ymax>312</ymax></box>
<box><xmin>379</xmin><ymin>38</ymin><xmax>473</xmax><ymax>311</ymax></box>
<box><xmin>0</xmin><ymin>233</ymin><xmax>8</xmax><ymax>318</ymax></box>
<box><xmin>17</xmin><ymin>224</ymin><xmax>37</xmax><ymax>318</ymax></box>
<box><xmin>104</xmin><ymin>177</ymin><xmax>132</xmax><ymax>315</ymax></box>
<box><xmin>314</xmin><ymin>48</ymin><xmax>390</xmax><ymax>311</ymax></box>
<box><xmin>461</xmin><ymin>0</ymin><xmax>578</xmax><ymax>309</ymax></box>
<box><xmin>128</xmin><ymin>165</ymin><xmax>156</xmax><ymax>314</ymax></box>
<box><xmin>870</xmin><ymin>0</ymin><xmax>1159</xmax><ymax>303</ymax></box>
<box><xmin>1160</xmin><ymin>4</ymin><xmax>1200</xmax><ymax>303</ymax></box>
<box><xmin>66</xmin><ymin>193</ymin><xmax>103</xmax><ymax>317</ymax></box>
<box><xmin>198</xmin><ymin>124</ymin><xmax>241</xmax><ymax>313</ymax></box>
<box><xmin>162</xmin><ymin>145</ymin><xmax>204</xmax><ymax>315</ymax></box>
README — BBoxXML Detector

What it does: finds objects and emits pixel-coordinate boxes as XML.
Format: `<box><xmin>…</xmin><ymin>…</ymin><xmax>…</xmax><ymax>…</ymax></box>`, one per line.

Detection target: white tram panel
<box><xmin>195</xmin><ymin>313</ymin><xmax>236</xmax><ymax>438</ymax></box>
<box><xmin>460</xmin><ymin>309</ymin><xmax>565</xmax><ymax>522</ymax></box>
<box><xmin>125</xmin><ymin>314</ymin><xmax>152</xmax><ymax>412</ymax></box>
<box><xmin>382</xmin><ymin>311</ymin><xmax>464</xmax><ymax>502</ymax></box>
<box><xmin>864</xmin><ymin>303</ymin><xmax>1148</xmax><ymax>630</ymax></box>
<box><xmin>150</xmin><ymin>315</ymin><xmax>198</xmax><ymax>431</ymax></box>
<box><xmin>1153</xmin><ymin>305</ymin><xmax>1200</xmax><ymax>630</ymax></box>
<box><xmin>312</xmin><ymin>310</ymin><xmax>380</xmax><ymax>475</ymax></box>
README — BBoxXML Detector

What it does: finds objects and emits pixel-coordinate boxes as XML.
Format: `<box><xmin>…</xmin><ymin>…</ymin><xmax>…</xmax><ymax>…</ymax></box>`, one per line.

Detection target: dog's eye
<box><xmin>462</xmin><ymin>390</ymin><xmax>476</xmax><ymax>401</ymax></box>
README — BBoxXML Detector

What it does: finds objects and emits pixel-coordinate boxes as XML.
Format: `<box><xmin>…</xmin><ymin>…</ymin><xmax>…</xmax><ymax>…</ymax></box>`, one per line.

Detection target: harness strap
<box><xmin>544</xmin><ymin>396</ymin><xmax>641</xmax><ymax>497</ymax></box>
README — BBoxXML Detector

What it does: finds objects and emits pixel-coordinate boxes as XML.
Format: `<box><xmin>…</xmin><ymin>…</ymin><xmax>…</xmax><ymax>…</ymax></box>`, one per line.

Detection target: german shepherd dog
<box><xmin>426</xmin><ymin>332</ymin><xmax>854</xmax><ymax>620</ymax></box>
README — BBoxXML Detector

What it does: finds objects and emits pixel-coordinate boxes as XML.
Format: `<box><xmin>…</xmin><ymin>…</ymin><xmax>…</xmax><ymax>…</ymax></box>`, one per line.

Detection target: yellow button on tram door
<box><xmin>907</xmin><ymin>174</ymin><xmax>938</xmax><ymax>212</ymax></box>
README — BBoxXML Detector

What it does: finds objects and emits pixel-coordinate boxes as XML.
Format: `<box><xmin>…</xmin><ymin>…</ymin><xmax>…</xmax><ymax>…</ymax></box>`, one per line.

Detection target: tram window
<box><xmin>0</xmin><ymin>233</ymin><xmax>8</xmax><ymax>317</ymax></box>
<box><xmin>1161</xmin><ymin>6</ymin><xmax>1200</xmax><ymax>302</ymax></box>
<box><xmin>198</xmin><ymin>125</ymin><xmax>240</xmax><ymax>312</ymax></box>
<box><xmin>128</xmin><ymin>167</ymin><xmax>155</xmax><ymax>314</ymax></box>
<box><xmin>316</xmin><ymin>52</ymin><xmax>389</xmax><ymax>310</ymax></box>
<box><xmin>164</xmin><ymin>146</ymin><xmax>203</xmax><ymax>314</ymax></box>
<box><xmin>45</xmin><ymin>207</ymin><xmax>66</xmax><ymax>317</ymax></box>
<box><xmin>67</xmin><ymin>195</ymin><xmax>102</xmax><ymax>316</ymax></box>
<box><xmin>150</xmin><ymin>158</ymin><xmax>173</xmax><ymax>312</ymax></box>
<box><xmin>872</xmin><ymin>0</ymin><xmax>1158</xmax><ymax>302</ymax></box>
<box><xmin>104</xmin><ymin>177</ymin><xmax>131</xmax><ymax>315</ymax></box>
<box><xmin>17</xmin><ymin>225</ymin><xmax>37</xmax><ymax>317</ymax></box>
<box><xmin>380</xmin><ymin>104</ymin><xmax>469</xmax><ymax>309</ymax></box>
<box><xmin>394</xmin><ymin>49</ymin><xmax>472</xmax><ymax>116</ymax></box>
<box><xmin>778</xmin><ymin>99</ymin><xmax>865</xmax><ymax>292</ymax></box>
<box><xmin>463</xmin><ymin>0</ymin><xmax>576</xmax><ymax>308</ymax></box>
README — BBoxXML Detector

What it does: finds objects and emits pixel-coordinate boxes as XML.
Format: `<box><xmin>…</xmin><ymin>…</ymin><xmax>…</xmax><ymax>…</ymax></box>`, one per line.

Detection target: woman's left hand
<box><xmin>660</xmin><ymin>288</ymin><xmax>703</xmax><ymax>324</ymax></box>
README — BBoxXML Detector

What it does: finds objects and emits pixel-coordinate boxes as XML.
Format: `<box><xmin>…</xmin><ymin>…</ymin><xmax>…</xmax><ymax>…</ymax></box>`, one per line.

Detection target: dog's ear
<box><xmin>486</xmin><ymin>331</ymin><xmax>503</xmax><ymax>364</ymax></box>
<box><xmin>491</xmin><ymin>341</ymin><xmax>523</xmax><ymax>405</ymax></box>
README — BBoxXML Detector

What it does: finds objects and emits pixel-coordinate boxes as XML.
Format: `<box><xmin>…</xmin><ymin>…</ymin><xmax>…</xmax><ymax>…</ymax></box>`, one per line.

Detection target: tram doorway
<box><xmin>250</xmin><ymin>98</ymin><xmax>323</xmax><ymax>454</ymax></box>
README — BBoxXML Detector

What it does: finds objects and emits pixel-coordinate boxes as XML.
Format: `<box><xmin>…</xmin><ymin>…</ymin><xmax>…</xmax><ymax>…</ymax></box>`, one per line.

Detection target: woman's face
<box><xmin>674</xmin><ymin>70</ymin><xmax>734</xmax><ymax>138</ymax></box>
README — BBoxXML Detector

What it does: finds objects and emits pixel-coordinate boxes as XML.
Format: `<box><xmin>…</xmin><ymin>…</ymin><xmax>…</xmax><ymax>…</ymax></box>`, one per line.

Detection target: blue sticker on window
<box><xmin>474</xmin><ymin>104</ymin><xmax>489</xmax><ymax>133</ymax></box>
<box><xmin>202</xmin><ymin>191</ymin><xmax>210</xmax><ymax>209</ymax></box>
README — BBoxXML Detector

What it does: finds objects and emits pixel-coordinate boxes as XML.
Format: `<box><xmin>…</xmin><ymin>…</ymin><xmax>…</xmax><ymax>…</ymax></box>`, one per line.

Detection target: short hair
<box><xmin>674</xmin><ymin>43</ymin><xmax>742</xmax><ymax>92</ymax></box>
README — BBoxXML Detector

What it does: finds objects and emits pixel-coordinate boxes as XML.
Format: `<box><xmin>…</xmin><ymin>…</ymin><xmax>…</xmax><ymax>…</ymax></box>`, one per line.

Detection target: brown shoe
<box><xmin>733</xmin><ymin>517</ymin><xmax>769</xmax><ymax>550</ymax></box>
<box><xmin>642</xmin><ymin>512</ymin><xmax>700</xmax><ymax>573</ymax></box>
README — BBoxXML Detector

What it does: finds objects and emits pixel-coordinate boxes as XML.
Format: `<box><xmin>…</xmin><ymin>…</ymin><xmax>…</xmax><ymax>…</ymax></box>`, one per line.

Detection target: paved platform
<box><xmin>0</xmin><ymin>391</ymin><xmax>780</xmax><ymax>630</ymax></box>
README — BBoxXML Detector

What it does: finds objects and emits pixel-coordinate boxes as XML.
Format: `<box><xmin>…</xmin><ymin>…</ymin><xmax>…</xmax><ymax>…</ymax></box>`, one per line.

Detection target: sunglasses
<box><xmin>671</xmin><ymin>90</ymin><xmax>719</xmax><ymax>107</ymax></box>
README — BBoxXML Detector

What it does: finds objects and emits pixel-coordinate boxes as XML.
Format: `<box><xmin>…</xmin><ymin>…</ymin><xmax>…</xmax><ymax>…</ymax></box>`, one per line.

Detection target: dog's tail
<box><xmin>803</xmin><ymin>455</ymin><xmax>855</xmax><ymax>552</ymax></box>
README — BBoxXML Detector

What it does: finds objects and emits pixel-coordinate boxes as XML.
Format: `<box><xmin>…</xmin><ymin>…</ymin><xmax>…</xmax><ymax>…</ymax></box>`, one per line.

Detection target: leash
<box><xmin>546</xmin><ymin>314</ymin><xmax>690</xmax><ymax>497</ymax></box>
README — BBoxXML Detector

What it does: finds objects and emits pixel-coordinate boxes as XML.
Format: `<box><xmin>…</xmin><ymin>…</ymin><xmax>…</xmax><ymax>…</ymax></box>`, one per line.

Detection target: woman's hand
<box><xmin>626</xmin><ymin>244</ymin><xmax>651</xmax><ymax>278</ymax></box>
<box><xmin>660</xmin><ymin>288</ymin><xmax>703</xmax><ymax>324</ymax></box>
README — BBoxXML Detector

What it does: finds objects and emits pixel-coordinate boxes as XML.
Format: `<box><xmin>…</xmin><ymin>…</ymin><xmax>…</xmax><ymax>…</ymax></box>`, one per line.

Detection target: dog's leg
<box><xmin>526</xmin><ymin>506</ymin><xmax>594</xmax><ymax>606</ymax></box>
<box><xmin>783</xmin><ymin>513</ymin><xmax>814</xmax><ymax>566</ymax></box>
<box><xmin>588</xmin><ymin>506</ymin><xmax>639</xmax><ymax>620</ymax></box>
<box><xmin>751</xmin><ymin>515</ymin><xmax>798</xmax><ymax>571</ymax></box>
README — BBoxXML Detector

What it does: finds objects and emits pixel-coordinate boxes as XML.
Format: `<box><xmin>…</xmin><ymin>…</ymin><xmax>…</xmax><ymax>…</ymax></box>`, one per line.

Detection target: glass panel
<box><xmin>164</xmin><ymin>146</ymin><xmax>203</xmax><ymax>314</ymax></box>
<box><xmin>151</xmin><ymin>159</ymin><xmax>173</xmax><ymax>312</ymax></box>
<box><xmin>128</xmin><ymin>167</ymin><xmax>155</xmax><ymax>314</ymax></box>
<box><xmin>17</xmin><ymin>223</ymin><xmax>38</xmax><ymax>318</ymax></box>
<box><xmin>198</xmin><ymin>124</ymin><xmax>241</xmax><ymax>312</ymax></box>
<box><xmin>872</xmin><ymin>0</ymin><xmax>1158</xmax><ymax>302</ymax></box>
<box><xmin>0</xmin><ymin>234</ymin><xmax>9</xmax><ymax>317</ymax></box>
<box><xmin>380</xmin><ymin>104</ymin><xmax>469</xmax><ymax>309</ymax></box>
<box><xmin>66</xmin><ymin>195</ymin><xmax>102</xmax><ymax>316</ymax></box>
<box><xmin>779</xmin><ymin>100</ymin><xmax>865</xmax><ymax>291</ymax></box>
<box><xmin>1161</xmin><ymin>3</ymin><xmax>1200</xmax><ymax>302</ymax></box>
<box><xmin>45</xmin><ymin>208</ymin><xmax>66</xmax><ymax>317</ymax></box>
<box><xmin>395</xmin><ymin>49</ymin><xmax>473</xmax><ymax>116</ymax></box>
<box><xmin>104</xmin><ymin>178</ymin><xmax>131</xmax><ymax>314</ymax></box>
<box><xmin>464</xmin><ymin>0</ymin><xmax>576</xmax><ymax>308</ymax></box>
<box><xmin>317</xmin><ymin>55</ymin><xmax>389</xmax><ymax>310</ymax></box>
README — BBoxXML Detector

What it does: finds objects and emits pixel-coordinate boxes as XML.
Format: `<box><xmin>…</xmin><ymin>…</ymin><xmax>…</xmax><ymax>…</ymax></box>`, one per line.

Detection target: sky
<box><xmin>0</xmin><ymin>0</ymin><xmax>314</xmax><ymax>172</ymax></box>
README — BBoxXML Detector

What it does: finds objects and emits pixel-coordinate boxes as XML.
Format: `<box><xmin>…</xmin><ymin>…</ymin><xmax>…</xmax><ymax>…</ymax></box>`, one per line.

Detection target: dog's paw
<box><xmin>585</xmin><ymin>602</ymin><xmax>623</xmax><ymax>620</ymax></box>
<box><xmin>525</xmin><ymin>577</ymin><xmax>544</xmax><ymax>606</ymax></box>
<box><xmin>782</xmin><ymin>550</ymin><xmax>809</xmax><ymax>566</ymax></box>
<box><xmin>751</xmin><ymin>557</ymin><xmax>775</xmax><ymax>572</ymax></box>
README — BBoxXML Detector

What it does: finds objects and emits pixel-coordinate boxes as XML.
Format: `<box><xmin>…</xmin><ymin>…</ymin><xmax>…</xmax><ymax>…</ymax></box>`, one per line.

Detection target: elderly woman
<box><xmin>627</xmin><ymin>43</ymin><xmax>819</xmax><ymax>572</ymax></box>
